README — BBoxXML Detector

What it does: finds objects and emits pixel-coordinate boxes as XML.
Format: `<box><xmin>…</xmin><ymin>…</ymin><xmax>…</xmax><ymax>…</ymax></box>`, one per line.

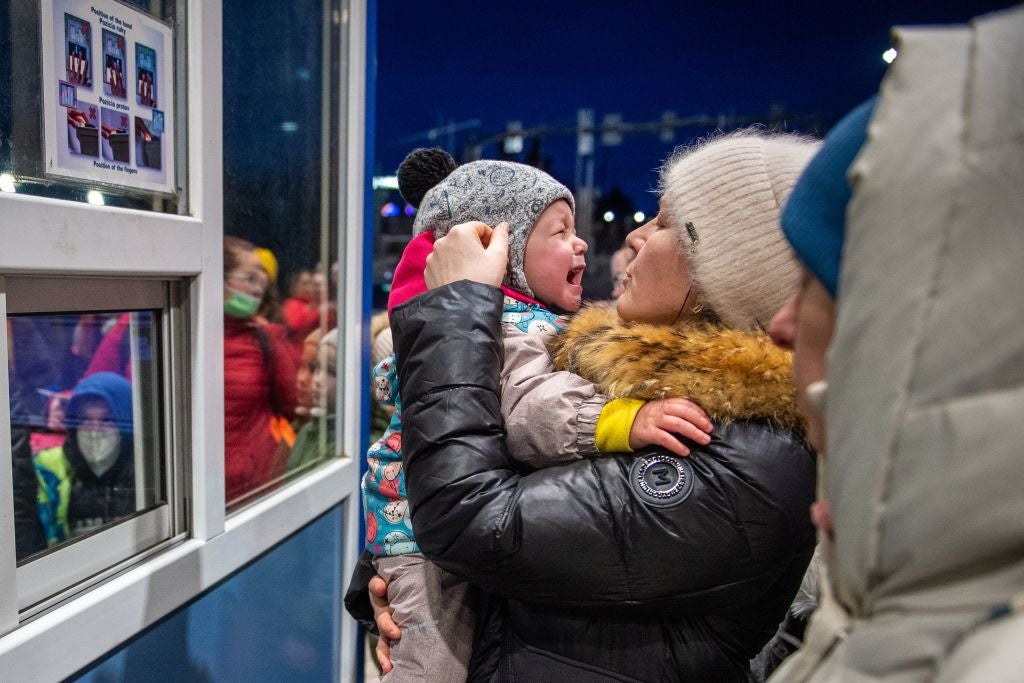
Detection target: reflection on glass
<box><xmin>222</xmin><ymin>238</ymin><xmax>337</xmax><ymax>510</ymax></box>
<box><xmin>286</xmin><ymin>329</ymin><xmax>337</xmax><ymax>473</ymax></box>
<box><xmin>223</xmin><ymin>237</ymin><xmax>298</xmax><ymax>504</ymax></box>
<box><xmin>222</xmin><ymin>0</ymin><xmax>340</xmax><ymax>510</ymax></box>
<box><xmin>8</xmin><ymin>311</ymin><xmax>165</xmax><ymax>562</ymax></box>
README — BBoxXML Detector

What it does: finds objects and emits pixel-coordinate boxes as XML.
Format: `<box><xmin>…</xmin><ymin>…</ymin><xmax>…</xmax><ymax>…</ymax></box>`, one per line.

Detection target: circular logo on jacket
<box><xmin>629</xmin><ymin>454</ymin><xmax>694</xmax><ymax>508</ymax></box>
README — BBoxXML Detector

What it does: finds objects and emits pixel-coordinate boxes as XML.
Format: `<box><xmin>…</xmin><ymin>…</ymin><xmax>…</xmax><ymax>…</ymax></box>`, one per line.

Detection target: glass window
<box><xmin>221</xmin><ymin>0</ymin><xmax>341</xmax><ymax>510</ymax></box>
<box><xmin>1</xmin><ymin>276</ymin><xmax>182</xmax><ymax>614</ymax></box>
<box><xmin>0</xmin><ymin>0</ymin><xmax>185</xmax><ymax>213</ymax></box>
<box><xmin>9</xmin><ymin>309</ymin><xmax>165</xmax><ymax>563</ymax></box>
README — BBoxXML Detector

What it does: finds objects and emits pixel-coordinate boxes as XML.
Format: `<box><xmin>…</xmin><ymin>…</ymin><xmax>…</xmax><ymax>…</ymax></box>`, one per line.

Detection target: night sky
<box><xmin>375</xmin><ymin>0</ymin><xmax>1013</xmax><ymax>218</ymax></box>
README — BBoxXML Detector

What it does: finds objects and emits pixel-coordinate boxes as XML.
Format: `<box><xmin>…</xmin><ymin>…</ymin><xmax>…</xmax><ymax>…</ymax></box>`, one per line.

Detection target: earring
<box><xmin>805</xmin><ymin>380</ymin><xmax>828</xmax><ymax>411</ymax></box>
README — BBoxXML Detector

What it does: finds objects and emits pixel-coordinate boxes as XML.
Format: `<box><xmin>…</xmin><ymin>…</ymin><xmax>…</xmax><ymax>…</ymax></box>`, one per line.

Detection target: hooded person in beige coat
<box><xmin>768</xmin><ymin>6</ymin><xmax>1024</xmax><ymax>680</ymax></box>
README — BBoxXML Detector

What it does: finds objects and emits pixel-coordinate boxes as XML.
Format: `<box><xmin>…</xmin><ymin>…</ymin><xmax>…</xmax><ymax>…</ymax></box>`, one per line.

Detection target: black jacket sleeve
<box><xmin>393</xmin><ymin>281</ymin><xmax>815</xmax><ymax>613</ymax></box>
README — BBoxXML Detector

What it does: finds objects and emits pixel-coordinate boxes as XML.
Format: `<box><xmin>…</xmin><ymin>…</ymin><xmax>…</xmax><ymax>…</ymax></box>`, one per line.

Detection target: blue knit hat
<box><xmin>67</xmin><ymin>372</ymin><xmax>134</xmax><ymax>434</ymax></box>
<box><xmin>781</xmin><ymin>97</ymin><xmax>876</xmax><ymax>296</ymax></box>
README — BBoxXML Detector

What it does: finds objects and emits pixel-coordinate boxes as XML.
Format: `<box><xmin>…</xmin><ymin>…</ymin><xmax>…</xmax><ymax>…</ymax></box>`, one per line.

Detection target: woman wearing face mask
<box><xmin>33</xmin><ymin>371</ymin><xmax>135</xmax><ymax>545</ymax></box>
<box><xmin>223</xmin><ymin>236</ymin><xmax>298</xmax><ymax>503</ymax></box>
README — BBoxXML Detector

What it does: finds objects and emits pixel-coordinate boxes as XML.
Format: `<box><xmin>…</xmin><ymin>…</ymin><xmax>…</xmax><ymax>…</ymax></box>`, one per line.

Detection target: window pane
<box><xmin>0</xmin><ymin>0</ymin><xmax>185</xmax><ymax>212</ymax></box>
<box><xmin>8</xmin><ymin>310</ymin><xmax>165</xmax><ymax>562</ymax></box>
<box><xmin>222</xmin><ymin>0</ymin><xmax>340</xmax><ymax>510</ymax></box>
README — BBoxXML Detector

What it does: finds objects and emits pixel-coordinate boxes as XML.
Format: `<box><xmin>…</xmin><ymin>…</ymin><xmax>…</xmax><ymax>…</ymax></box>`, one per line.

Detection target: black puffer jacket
<box><xmin>349</xmin><ymin>282</ymin><xmax>815</xmax><ymax>681</ymax></box>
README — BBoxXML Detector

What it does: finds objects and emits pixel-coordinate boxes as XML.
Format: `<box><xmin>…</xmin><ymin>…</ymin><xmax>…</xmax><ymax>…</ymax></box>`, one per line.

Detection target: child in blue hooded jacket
<box><xmin>34</xmin><ymin>371</ymin><xmax>137</xmax><ymax>545</ymax></box>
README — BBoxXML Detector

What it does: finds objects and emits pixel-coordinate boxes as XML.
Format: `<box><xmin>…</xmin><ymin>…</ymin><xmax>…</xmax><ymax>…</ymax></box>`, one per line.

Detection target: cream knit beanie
<box><xmin>659</xmin><ymin>131</ymin><xmax>820</xmax><ymax>329</ymax></box>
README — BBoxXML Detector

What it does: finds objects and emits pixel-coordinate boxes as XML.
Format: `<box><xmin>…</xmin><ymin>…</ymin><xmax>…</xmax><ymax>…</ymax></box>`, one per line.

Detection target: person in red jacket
<box><xmin>223</xmin><ymin>236</ymin><xmax>298</xmax><ymax>504</ymax></box>
<box><xmin>83</xmin><ymin>313</ymin><xmax>132</xmax><ymax>380</ymax></box>
<box><xmin>281</xmin><ymin>269</ymin><xmax>320</xmax><ymax>353</ymax></box>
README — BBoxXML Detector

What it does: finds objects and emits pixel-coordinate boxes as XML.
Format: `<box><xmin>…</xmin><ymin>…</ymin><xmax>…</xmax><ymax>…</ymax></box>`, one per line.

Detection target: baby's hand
<box><xmin>629</xmin><ymin>398</ymin><xmax>712</xmax><ymax>457</ymax></box>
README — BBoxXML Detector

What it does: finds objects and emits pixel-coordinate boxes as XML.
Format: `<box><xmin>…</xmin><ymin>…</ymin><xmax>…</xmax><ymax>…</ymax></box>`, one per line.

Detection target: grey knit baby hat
<box><xmin>398</xmin><ymin>148</ymin><xmax>575</xmax><ymax>297</ymax></box>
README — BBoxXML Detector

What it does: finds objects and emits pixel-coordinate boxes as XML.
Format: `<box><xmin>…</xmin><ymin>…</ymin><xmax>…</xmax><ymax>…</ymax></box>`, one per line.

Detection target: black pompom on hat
<box><xmin>397</xmin><ymin>148</ymin><xmax>457</xmax><ymax>208</ymax></box>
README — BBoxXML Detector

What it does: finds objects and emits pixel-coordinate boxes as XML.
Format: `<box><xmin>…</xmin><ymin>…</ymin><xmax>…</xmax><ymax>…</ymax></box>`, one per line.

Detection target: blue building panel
<box><xmin>73</xmin><ymin>507</ymin><xmax>343</xmax><ymax>682</ymax></box>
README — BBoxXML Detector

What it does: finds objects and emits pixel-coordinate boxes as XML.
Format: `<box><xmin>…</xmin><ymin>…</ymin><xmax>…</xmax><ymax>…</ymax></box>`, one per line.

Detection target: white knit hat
<box><xmin>659</xmin><ymin>131</ymin><xmax>820</xmax><ymax>329</ymax></box>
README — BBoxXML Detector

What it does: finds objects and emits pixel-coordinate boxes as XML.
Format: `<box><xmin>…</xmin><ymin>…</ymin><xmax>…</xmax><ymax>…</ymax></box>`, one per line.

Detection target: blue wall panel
<box><xmin>73</xmin><ymin>506</ymin><xmax>343</xmax><ymax>682</ymax></box>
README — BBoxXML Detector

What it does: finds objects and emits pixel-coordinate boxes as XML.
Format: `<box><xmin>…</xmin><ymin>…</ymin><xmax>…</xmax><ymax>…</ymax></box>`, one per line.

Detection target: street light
<box><xmin>633</xmin><ymin>211</ymin><xmax>645</xmax><ymax>223</ymax></box>
<box><xmin>882</xmin><ymin>48</ymin><xmax>898</xmax><ymax>64</ymax></box>
<box><xmin>372</xmin><ymin>175</ymin><xmax>399</xmax><ymax>190</ymax></box>
<box><xmin>603</xmin><ymin>211</ymin><xmax>615</xmax><ymax>223</ymax></box>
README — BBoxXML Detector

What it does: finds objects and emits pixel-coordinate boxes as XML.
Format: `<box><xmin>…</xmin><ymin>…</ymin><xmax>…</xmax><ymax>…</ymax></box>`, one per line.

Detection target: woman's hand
<box><xmin>370</xmin><ymin>574</ymin><xmax>400</xmax><ymax>673</ymax></box>
<box><xmin>629</xmin><ymin>398</ymin><xmax>713</xmax><ymax>457</ymax></box>
<box><xmin>425</xmin><ymin>221</ymin><xmax>509</xmax><ymax>289</ymax></box>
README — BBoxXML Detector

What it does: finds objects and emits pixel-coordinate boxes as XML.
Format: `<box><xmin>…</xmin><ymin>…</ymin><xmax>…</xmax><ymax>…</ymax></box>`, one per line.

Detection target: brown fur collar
<box><xmin>547</xmin><ymin>304</ymin><xmax>805</xmax><ymax>434</ymax></box>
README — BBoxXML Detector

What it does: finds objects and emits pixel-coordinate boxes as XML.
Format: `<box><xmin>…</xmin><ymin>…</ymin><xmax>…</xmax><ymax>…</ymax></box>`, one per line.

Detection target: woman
<box><xmin>282</xmin><ymin>269</ymin><xmax>319</xmax><ymax>353</ymax></box>
<box><xmin>223</xmin><ymin>236</ymin><xmax>298</xmax><ymax>502</ymax></box>
<box><xmin>349</xmin><ymin>132</ymin><xmax>819</xmax><ymax>680</ymax></box>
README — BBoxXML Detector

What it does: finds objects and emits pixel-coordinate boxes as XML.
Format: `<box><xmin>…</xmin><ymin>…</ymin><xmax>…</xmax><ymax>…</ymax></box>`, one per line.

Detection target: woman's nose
<box><xmin>625</xmin><ymin>218</ymin><xmax>657</xmax><ymax>255</ymax></box>
<box><xmin>768</xmin><ymin>294</ymin><xmax>798</xmax><ymax>350</ymax></box>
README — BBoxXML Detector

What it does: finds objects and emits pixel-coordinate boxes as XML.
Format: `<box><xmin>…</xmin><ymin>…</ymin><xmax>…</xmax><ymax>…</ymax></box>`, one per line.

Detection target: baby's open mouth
<box><xmin>566</xmin><ymin>265</ymin><xmax>585</xmax><ymax>286</ymax></box>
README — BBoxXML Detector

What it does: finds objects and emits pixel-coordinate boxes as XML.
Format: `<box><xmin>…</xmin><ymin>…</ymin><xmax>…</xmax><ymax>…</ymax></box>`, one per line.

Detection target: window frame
<box><xmin>0</xmin><ymin>1</ymin><xmax>367</xmax><ymax>678</ymax></box>
<box><xmin>4</xmin><ymin>275</ymin><xmax>180</xmax><ymax>616</ymax></box>
<box><xmin>18</xmin><ymin>506</ymin><xmax>173</xmax><ymax>609</ymax></box>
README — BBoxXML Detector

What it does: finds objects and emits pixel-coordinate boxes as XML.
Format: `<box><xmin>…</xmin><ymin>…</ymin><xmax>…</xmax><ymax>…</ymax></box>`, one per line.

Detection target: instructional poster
<box><xmin>41</xmin><ymin>0</ymin><xmax>175</xmax><ymax>194</ymax></box>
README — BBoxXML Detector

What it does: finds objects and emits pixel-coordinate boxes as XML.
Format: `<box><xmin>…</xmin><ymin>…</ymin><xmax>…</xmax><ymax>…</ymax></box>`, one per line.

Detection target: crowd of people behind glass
<box><xmin>9</xmin><ymin>310</ymin><xmax>156</xmax><ymax>560</ymax></box>
<box><xmin>220</xmin><ymin>236</ymin><xmax>339</xmax><ymax>506</ymax></box>
<box><xmin>7</xmin><ymin>238</ymin><xmax>339</xmax><ymax>561</ymax></box>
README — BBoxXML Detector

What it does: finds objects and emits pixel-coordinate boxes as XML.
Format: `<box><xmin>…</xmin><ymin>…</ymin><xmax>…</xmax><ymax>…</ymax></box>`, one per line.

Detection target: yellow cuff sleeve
<box><xmin>595</xmin><ymin>398</ymin><xmax>645</xmax><ymax>454</ymax></box>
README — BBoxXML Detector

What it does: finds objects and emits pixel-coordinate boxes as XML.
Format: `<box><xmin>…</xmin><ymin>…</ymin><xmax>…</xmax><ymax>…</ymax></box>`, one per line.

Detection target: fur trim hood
<box><xmin>548</xmin><ymin>305</ymin><xmax>805</xmax><ymax>434</ymax></box>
